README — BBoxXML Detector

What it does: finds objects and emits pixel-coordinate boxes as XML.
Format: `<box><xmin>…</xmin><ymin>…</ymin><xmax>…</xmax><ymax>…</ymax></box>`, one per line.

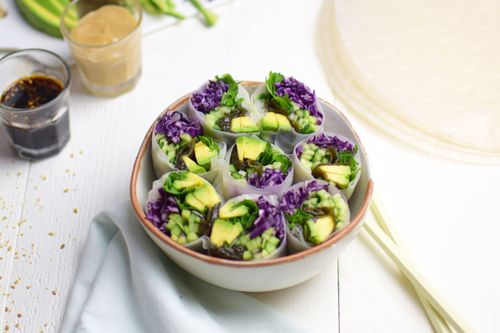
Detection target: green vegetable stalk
<box><xmin>188</xmin><ymin>0</ymin><xmax>218</xmax><ymax>27</ymax></box>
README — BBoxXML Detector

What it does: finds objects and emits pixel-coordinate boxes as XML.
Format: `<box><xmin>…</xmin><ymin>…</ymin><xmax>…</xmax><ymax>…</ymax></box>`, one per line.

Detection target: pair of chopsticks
<box><xmin>362</xmin><ymin>195</ymin><xmax>473</xmax><ymax>333</ymax></box>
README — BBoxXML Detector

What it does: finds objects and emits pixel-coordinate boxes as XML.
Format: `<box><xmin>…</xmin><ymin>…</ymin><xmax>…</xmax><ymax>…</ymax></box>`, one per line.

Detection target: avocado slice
<box><xmin>194</xmin><ymin>141</ymin><xmax>217</xmax><ymax>166</ymax></box>
<box><xmin>275</xmin><ymin>113</ymin><xmax>292</xmax><ymax>130</ymax></box>
<box><xmin>173</xmin><ymin>173</ymin><xmax>204</xmax><ymax>192</ymax></box>
<box><xmin>312</xmin><ymin>164</ymin><xmax>351</xmax><ymax>189</ymax></box>
<box><xmin>210</xmin><ymin>219</ymin><xmax>243</xmax><ymax>247</ymax></box>
<box><xmin>219</xmin><ymin>201</ymin><xmax>249</xmax><ymax>219</ymax></box>
<box><xmin>235</xmin><ymin>136</ymin><xmax>268</xmax><ymax>161</ymax></box>
<box><xmin>261</xmin><ymin>112</ymin><xmax>291</xmax><ymax>131</ymax></box>
<box><xmin>191</xmin><ymin>184</ymin><xmax>221</xmax><ymax>208</ymax></box>
<box><xmin>261</xmin><ymin>113</ymin><xmax>278</xmax><ymax>131</ymax></box>
<box><xmin>306</xmin><ymin>215</ymin><xmax>335</xmax><ymax>245</ymax></box>
<box><xmin>185</xmin><ymin>193</ymin><xmax>206</xmax><ymax>212</ymax></box>
<box><xmin>181</xmin><ymin>155</ymin><xmax>207</xmax><ymax>174</ymax></box>
<box><xmin>231</xmin><ymin>116</ymin><xmax>259</xmax><ymax>133</ymax></box>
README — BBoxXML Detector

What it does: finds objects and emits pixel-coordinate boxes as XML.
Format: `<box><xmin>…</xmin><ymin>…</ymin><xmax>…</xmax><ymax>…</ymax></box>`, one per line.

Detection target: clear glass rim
<box><xmin>0</xmin><ymin>48</ymin><xmax>71</xmax><ymax>114</ymax></box>
<box><xmin>60</xmin><ymin>0</ymin><xmax>143</xmax><ymax>49</ymax></box>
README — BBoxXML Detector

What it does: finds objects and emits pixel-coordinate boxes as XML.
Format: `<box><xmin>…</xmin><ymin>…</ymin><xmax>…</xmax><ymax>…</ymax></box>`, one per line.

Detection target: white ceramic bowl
<box><xmin>130</xmin><ymin>82</ymin><xmax>373</xmax><ymax>292</ymax></box>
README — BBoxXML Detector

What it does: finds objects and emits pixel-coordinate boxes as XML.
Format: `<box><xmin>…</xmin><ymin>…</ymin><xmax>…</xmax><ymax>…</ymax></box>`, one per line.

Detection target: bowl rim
<box><xmin>130</xmin><ymin>81</ymin><xmax>374</xmax><ymax>268</ymax></box>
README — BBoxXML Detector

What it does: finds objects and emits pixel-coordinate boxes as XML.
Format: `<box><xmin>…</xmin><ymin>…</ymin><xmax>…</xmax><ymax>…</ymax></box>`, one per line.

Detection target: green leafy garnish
<box><xmin>163</xmin><ymin>171</ymin><xmax>189</xmax><ymax>195</ymax></box>
<box><xmin>226</xmin><ymin>200</ymin><xmax>259</xmax><ymax>229</ymax></box>
<box><xmin>336</xmin><ymin>147</ymin><xmax>359</xmax><ymax>179</ymax></box>
<box><xmin>262</xmin><ymin>71</ymin><xmax>293</xmax><ymax>115</ymax></box>
<box><xmin>216</xmin><ymin>74</ymin><xmax>242</xmax><ymax>108</ymax></box>
<box><xmin>257</xmin><ymin>144</ymin><xmax>291</xmax><ymax>173</ymax></box>
<box><xmin>198</xmin><ymin>135</ymin><xmax>220</xmax><ymax>153</ymax></box>
<box><xmin>285</xmin><ymin>209</ymin><xmax>313</xmax><ymax>229</ymax></box>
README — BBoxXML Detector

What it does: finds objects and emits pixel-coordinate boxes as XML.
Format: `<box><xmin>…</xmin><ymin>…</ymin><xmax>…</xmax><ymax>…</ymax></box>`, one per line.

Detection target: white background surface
<box><xmin>0</xmin><ymin>0</ymin><xmax>499</xmax><ymax>332</ymax></box>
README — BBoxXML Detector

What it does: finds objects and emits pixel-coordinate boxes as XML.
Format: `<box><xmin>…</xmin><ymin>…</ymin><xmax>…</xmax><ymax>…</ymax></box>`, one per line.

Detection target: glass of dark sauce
<box><xmin>0</xmin><ymin>49</ymin><xmax>71</xmax><ymax>160</ymax></box>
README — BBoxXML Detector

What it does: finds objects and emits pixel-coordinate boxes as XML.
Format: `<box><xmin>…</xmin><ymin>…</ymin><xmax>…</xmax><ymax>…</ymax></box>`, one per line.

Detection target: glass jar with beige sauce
<box><xmin>60</xmin><ymin>0</ymin><xmax>142</xmax><ymax>97</ymax></box>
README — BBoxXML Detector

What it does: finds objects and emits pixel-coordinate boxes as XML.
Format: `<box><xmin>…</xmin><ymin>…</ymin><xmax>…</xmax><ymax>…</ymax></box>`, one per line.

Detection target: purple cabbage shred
<box><xmin>249</xmin><ymin>196</ymin><xmax>285</xmax><ymax>240</ymax></box>
<box><xmin>307</xmin><ymin>133</ymin><xmax>354</xmax><ymax>152</ymax></box>
<box><xmin>248</xmin><ymin>168</ymin><xmax>286</xmax><ymax>188</ymax></box>
<box><xmin>146</xmin><ymin>188</ymin><xmax>180</xmax><ymax>234</ymax></box>
<box><xmin>280</xmin><ymin>180</ymin><xmax>329</xmax><ymax>215</ymax></box>
<box><xmin>191</xmin><ymin>80</ymin><xmax>229</xmax><ymax>113</ymax></box>
<box><xmin>275</xmin><ymin>77</ymin><xmax>323</xmax><ymax>124</ymax></box>
<box><xmin>154</xmin><ymin>111</ymin><xmax>203</xmax><ymax>144</ymax></box>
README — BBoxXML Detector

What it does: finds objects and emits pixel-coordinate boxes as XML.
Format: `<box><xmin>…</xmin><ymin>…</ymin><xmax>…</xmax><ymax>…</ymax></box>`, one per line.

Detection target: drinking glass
<box><xmin>0</xmin><ymin>49</ymin><xmax>71</xmax><ymax>160</ymax></box>
<box><xmin>60</xmin><ymin>0</ymin><xmax>142</xmax><ymax>97</ymax></box>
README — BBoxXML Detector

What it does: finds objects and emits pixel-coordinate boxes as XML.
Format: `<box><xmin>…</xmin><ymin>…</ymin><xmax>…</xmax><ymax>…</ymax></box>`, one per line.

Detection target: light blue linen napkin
<box><xmin>60</xmin><ymin>202</ymin><xmax>306</xmax><ymax>333</ymax></box>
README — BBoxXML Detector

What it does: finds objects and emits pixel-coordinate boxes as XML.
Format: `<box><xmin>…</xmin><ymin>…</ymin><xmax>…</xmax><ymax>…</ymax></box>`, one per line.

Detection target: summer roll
<box><xmin>152</xmin><ymin>111</ymin><xmax>226</xmax><ymax>182</ymax></box>
<box><xmin>146</xmin><ymin>171</ymin><xmax>223</xmax><ymax>251</ymax></box>
<box><xmin>251</xmin><ymin>71</ymin><xmax>325</xmax><ymax>153</ymax></box>
<box><xmin>293</xmin><ymin>133</ymin><xmax>361</xmax><ymax>199</ymax></box>
<box><xmin>208</xmin><ymin>194</ymin><xmax>286</xmax><ymax>261</ymax></box>
<box><xmin>189</xmin><ymin>74</ymin><xmax>261</xmax><ymax>144</ymax></box>
<box><xmin>222</xmin><ymin>135</ymin><xmax>294</xmax><ymax>199</ymax></box>
<box><xmin>280</xmin><ymin>180</ymin><xmax>350</xmax><ymax>253</ymax></box>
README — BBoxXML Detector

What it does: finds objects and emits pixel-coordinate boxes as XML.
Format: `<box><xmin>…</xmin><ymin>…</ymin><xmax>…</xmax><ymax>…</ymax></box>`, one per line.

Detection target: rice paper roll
<box><xmin>208</xmin><ymin>194</ymin><xmax>286</xmax><ymax>261</ymax></box>
<box><xmin>293</xmin><ymin>133</ymin><xmax>361</xmax><ymax>200</ymax></box>
<box><xmin>221</xmin><ymin>135</ymin><xmax>294</xmax><ymax>199</ymax></box>
<box><xmin>188</xmin><ymin>74</ymin><xmax>262</xmax><ymax>145</ymax></box>
<box><xmin>151</xmin><ymin>111</ymin><xmax>227</xmax><ymax>183</ymax></box>
<box><xmin>279</xmin><ymin>180</ymin><xmax>350</xmax><ymax>254</ymax></box>
<box><xmin>146</xmin><ymin>171</ymin><xmax>223</xmax><ymax>251</ymax></box>
<box><xmin>251</xmin><ymin>72</ymin><xmax>325</xmax><ymax>153</ymax></box>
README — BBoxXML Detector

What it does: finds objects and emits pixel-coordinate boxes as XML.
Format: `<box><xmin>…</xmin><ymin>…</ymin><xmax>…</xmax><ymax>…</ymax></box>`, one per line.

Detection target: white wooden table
<box><xmin>1</xmin><ymin>1</ymin><xmax>499</xmax><ymax>332</ymax></box>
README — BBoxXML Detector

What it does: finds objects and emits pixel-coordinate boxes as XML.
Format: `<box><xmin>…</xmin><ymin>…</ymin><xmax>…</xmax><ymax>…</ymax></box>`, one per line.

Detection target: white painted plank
<box><xmin>0</xmin><ymin>129</ymin><xmax>30</xmax><ymax>332</ymax></box>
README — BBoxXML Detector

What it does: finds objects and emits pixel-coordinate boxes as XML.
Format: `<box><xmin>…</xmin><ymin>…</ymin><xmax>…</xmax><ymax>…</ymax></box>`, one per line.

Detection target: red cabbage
<box><xmin>247</xmin><ymin>168</ymin><xmax>286</xmax><ymax>188</ymax></box>
<box><xmin>249</xmin><ymin>196</ymin><xmax>285</xmax><ymax>240</ymax></box>
<box><xmin>146</xmin><ymin>188</ymin><xmax>180</xmax><ymax>234</ymax></box>
<box><xmin>307</xmin><ymin>133</ymin><xmax>354</xmax><ymax>152</ymax></box>
<box><xmin>279</xmin><ymin>180</ymin><xmax>329</xmax><ymax>215</ymax></box>
<box><xmin>191</xmin><ymin>80</ymin><xmax>229</xmax><ymax>114</ymax></box>
<box><xmin>155</xmin><ymin>111</ymin><xmax>203</xmax><ymax>144</ymax></box>
<box><xmin>275</xmin><ymin>76</ymin><xmax>323</xmax><ymax>124</ymax></box>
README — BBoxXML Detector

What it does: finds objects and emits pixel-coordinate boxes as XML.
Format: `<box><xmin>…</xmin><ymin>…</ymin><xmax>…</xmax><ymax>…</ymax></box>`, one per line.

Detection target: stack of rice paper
<box><xmin>145</xmin><ymin>72</ymin><xmax>362</xmax><ymax>261</ymax></box>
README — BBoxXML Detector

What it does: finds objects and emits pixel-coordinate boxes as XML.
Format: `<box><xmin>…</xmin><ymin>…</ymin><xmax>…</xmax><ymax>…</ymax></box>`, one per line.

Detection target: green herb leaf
<box><xmin>286</xmin><ymin>209</ymin><xmax>313</xmax><ymax>229</ymax></box>
<box><xmin>226</xmin><ymin>200</ymin><xmax>259</xmax><ymax>229</ymax></box>
<box><xmin>216</xmin><ymin>74</ymin><xmax>241</xmax><ymax>108</ymax></box>
<box><xmin>336</xmin><ymin>149</ymin><xmax>359</xmax><ymax>179</ymax></box>
<box><xmin>197</xmin><ymin>135</ymin><xmax>220</xmax><ymax>153</ymax></box>
<box><xmin>163</xmin><ymin>171</ymin><xmax>189</xmax><ymax>195</ymax></box>
<box><xmin>257</xmin><ymin>144</ymin><xmax>291</xmax><ymax>173</ymax></box>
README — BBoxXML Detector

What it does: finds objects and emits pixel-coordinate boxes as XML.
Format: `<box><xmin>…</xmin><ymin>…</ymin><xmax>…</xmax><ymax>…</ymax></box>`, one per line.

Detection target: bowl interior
<box><xmin>130</xmin><ymin>83</ymin><xmax>373</xmax><ymax>267</ymax></box>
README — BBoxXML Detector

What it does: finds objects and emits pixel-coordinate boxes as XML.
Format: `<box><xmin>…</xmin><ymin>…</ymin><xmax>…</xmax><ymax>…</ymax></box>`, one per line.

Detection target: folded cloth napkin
<box><xmin>60</xmin><ymin>202</ymin><xmax>306</xmax><ymax>333</ymax></box>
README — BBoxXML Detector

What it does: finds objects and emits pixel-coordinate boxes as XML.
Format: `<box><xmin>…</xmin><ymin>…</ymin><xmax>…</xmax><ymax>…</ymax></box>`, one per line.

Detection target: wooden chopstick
<box><xmin>370</xmin><ymin>198</ymin><xmax>452</xmax><ymax>333</ymax></box>
<box><xmin>362</xmin><ymin>209</ymin><xmax>474</xmax><ymax>333</ymax></box>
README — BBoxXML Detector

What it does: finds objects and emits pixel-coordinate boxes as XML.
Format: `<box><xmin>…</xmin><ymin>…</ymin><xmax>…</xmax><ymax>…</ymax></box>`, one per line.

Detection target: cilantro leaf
<box><xmin>285</xmin><ymin>209</ymin><xmax>313</xmax><ymax>229</ymax></box>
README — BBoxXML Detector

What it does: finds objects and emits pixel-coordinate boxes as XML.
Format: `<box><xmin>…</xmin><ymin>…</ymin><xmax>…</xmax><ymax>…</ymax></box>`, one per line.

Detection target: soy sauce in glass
<box><xmin>0</xmin><ymin>49</ymin><xmax>72</xmax><ymax>160</ymax></box>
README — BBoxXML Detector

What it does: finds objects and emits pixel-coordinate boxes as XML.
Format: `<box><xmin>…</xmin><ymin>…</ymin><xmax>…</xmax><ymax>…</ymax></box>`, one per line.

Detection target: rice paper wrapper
<box><xmin>188</xmin><ymin>83</ymin><xmax>262</xmax><ymax>146</ymax></box>
<box><xmin>151</xmin><ymin>130</ymin><xmax>227</xmax><ymax>185</ymax></box>
<box><xmin>292</xmin><ymin>133</ymin><xmax>362</xmax><ymax>200</ymax></box>
<box><xmin>221</xmin><ymin>138</ymin><xmax>294</xmax><ymax>200</ymax></box>
<box><xmin>210</xmin><ymin>194</ymin><xmax>287</xmax><ymax>261</ymax></box>
<box><xmin>251</xmin><ymin>84</ymin><xmax>326</xmax><ymax>154</ymax></box>
<box><xmin>280</xmin><ymin>180</ymin><xmax>351</xmax><ymax>254</ymax></box>
<box><xmin>146</xmin><ymin>172</ymin><xmax>224</xmax><ymax>252</ymax></box>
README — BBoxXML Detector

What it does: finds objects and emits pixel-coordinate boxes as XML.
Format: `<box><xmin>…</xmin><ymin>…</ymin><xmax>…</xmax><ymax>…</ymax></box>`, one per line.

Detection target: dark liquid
<box><xmin>1</xmin><ymin>75</ymin><xmax>70</xmax><ymax>159</ymax></box>
<box><xmin>1</xmin><ymin>75</ymin><xmax>63</xmax><ymax>108</ymax></box>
